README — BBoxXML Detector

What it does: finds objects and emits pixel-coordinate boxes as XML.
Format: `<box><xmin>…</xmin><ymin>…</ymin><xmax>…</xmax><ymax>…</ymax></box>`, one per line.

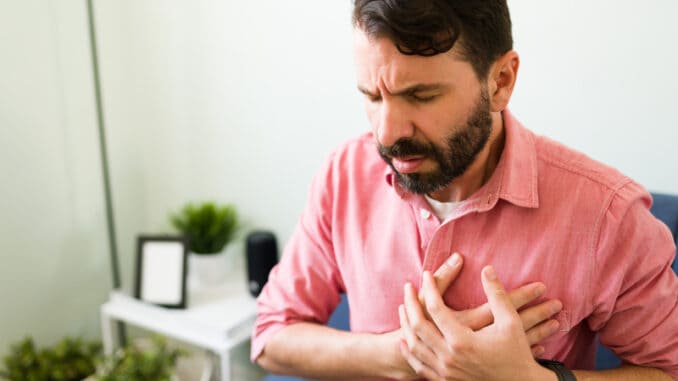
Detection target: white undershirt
<box><xmin>424</xmin><ymin>194</ymin><xmax>462</xmax><ymax>222</ymax></box>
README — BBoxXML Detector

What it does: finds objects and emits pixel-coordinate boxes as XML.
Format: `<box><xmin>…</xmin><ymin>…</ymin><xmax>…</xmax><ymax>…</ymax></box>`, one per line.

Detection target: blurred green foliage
<box><xmin>171</xmin><ymin>202</ymin><xmax>239</xmax><ymax>254</ymax></box>
<box><xmin>1</xmin><ymin>335</ymin><xmax>185</xmax><ymax>381</ymax></box>
<box><xmin>92</xmin><ymin>336</ymin><xmax>186</xmax><ymax>381</ymax></box>
<box><xmin>0</xmin><ymin>337</ymin><xmax>100</xmax><ymax>381</ymax></box>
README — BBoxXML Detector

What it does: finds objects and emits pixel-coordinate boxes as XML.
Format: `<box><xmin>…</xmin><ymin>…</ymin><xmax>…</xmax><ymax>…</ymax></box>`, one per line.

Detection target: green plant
<box><xmin>170</xmin><ymin>201</ymin><xmax>239</xmax><ymax>254</ymax></box>
<box><xmin>91</xmin><ymin>336</ymin><xmax>186</xmax><ymax>381</ymax></box>
<box><xmin>1</xmin><ymin>335</ymin><xmax>187</xmax><ymax>381</ymax></box>
<box><xmin>0</xmin><ymin>337</ymin><xmax>101</xmax><ymax>381</ymax></box>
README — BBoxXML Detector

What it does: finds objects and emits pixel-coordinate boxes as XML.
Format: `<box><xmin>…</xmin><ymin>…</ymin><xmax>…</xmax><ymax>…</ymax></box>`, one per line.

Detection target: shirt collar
<box><xmin>494</xmin><ymin>109</ymin><xmax>539</xmax><ymax>208</ymax></box>
<box><xmin>384</xmin><ymin>109</ymin><xmax>539</xmax><ymax>209</ymax></box>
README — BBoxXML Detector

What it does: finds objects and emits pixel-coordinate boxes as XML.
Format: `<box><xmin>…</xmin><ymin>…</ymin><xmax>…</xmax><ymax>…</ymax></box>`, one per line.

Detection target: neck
<box><xmin>428</xmin><ymin>111</ymin><xmax>505</xmax><ymax>203</ymax></box>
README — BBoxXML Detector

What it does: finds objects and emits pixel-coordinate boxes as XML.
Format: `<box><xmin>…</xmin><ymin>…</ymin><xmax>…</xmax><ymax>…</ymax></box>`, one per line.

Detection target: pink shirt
<box><xmin>252</xmin><ymin>110</ymin><xmax>678</xmax><ymax>378</ymax></box>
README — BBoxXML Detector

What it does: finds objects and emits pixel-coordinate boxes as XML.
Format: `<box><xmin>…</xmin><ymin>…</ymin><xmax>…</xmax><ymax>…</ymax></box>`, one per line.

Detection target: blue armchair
<box><xmin>264</xmin><ymin>193</ymin><xmax>678</xmax><ymax>379</ymax></box>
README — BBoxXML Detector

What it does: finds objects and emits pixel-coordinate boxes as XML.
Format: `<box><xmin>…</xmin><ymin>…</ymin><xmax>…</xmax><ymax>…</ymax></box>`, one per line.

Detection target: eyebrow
<box><xmin>357</xmin><ymin>83</ymin><xmax>450</xmax><ymax>97</ymax></box>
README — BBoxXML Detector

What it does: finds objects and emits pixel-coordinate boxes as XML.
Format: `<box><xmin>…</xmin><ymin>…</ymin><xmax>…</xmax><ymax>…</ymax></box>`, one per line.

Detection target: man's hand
<box><xmin>425</xmin><ymin>254</ymin><xmax>561</xmax><ymax>354</ymax></box>
<box><xmin>385</xmin><ymin>254</ymin><xmax>561</xmax><ymax>380</ymax></box>
<box><xmin>399</xmin><ymin>266</ymin><xmax>560</xmax><ymax>381</ymax></box>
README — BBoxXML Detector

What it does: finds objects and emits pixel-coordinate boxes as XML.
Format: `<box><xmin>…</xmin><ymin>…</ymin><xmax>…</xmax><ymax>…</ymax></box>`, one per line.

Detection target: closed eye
<box><xmin>407</xmin><ymin>92</ymin><xmax>438</xmax><ymax>103</ymax></box>
<box><xmin>366</xmin><ymin>94</ymin><xmax>382</xmax><ymax>103</ymax></box>
<box><xmin>358</xmin><ymin>87</ymin><xmax>382</xmax><ymax>103</ymax></box>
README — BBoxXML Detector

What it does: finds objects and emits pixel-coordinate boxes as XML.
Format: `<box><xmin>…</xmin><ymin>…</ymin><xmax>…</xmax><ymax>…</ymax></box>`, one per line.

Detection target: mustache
<box><xmin>378</xmin><ymin>138</ymin><xmax>436</xmax><ymax>159</ymax></box>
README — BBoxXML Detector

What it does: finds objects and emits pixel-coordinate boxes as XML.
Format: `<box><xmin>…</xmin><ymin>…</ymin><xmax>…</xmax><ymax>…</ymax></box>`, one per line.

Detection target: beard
<box><xmin>377</xmin><ymin>88</ymin><xmax>492</xmax><ymax>195</ymax></box>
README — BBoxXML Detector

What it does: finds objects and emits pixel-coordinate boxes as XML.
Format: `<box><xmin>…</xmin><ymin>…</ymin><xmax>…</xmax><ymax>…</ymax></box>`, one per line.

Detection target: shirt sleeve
<box><xmin>250</xmin><ymin>152</ymin><xmax>345</xmax><ymax>363</ymax></box>
<box><xmin>587</xmin><ymin>181</ymin><xmax>678</xmax><ymax>378</ymax></box>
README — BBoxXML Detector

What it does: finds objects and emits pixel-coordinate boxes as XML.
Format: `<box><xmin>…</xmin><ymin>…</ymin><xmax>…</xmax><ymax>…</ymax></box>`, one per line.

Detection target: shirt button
<box><xmin>420</xmin><ymin>209</ymin><xmax>431</xmax><ymax>219</ymax></box>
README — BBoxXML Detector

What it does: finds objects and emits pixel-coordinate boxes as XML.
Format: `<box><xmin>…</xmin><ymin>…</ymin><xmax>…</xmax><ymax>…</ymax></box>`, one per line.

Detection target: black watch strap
<box><xmin>537</xmin><ymin>359</ymin><xmax>577</xmax><ymax>381</ymax></box>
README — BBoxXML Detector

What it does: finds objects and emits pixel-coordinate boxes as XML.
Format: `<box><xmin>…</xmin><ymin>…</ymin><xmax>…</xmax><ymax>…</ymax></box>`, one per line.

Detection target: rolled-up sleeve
<box><xmin>588</xmin><ymin>182</ymin><xmax>678</xmax><ymax>378</ymax></box>
<box><xmin>250</xmin><ymin>153</ymin><xmax>344</xmax><ymax>362</ymax></box>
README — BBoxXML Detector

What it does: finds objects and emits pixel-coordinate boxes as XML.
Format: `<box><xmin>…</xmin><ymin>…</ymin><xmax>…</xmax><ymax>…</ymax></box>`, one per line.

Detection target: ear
<box><xmin>487</xmin><ymin>51</ymin><xmax>520</xmax><ymax>113</ymax></box>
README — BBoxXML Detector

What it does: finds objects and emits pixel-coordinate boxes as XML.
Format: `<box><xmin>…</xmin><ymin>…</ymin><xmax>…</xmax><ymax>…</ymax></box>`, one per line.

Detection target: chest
<box><xmin>337</xmin><ymin>205</ymin><xmax>595</xmax><ymax>334</ymax></box>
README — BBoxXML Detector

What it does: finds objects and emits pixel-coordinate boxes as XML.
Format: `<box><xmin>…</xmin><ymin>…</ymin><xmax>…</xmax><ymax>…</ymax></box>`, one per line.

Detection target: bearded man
<box><xmin>252</xmin><ymin>1</ymin><xmax>678</xmax><ymax>380</ymax></box>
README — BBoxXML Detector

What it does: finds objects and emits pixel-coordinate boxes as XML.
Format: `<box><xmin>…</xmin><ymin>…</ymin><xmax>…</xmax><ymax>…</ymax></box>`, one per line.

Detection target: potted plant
<box><xmin>171</xmin><ymin>201</ymin><xmax>239</xmax><ymax>287</ymax></box>
<box><xmin>0</xmin><ymin>337</ymin><xmax>100</xmax><ymax>381</ymax></box>
<box><xmin>1</xmin><ymin>336</ymin><xmax>186</xmax><ymax>381</ymax></box>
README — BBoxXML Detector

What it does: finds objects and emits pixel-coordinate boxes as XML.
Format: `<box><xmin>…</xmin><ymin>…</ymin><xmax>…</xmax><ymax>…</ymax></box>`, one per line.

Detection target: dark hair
<box><xmin>353</xmin><ymin>0</ymin><xmax>513</xmax><ymax>79</ymax></box>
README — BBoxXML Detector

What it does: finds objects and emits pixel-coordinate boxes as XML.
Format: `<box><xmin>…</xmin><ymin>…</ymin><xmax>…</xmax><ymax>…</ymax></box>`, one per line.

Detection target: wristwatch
<box><xmin>537</xmin><ymin>359</ymin><xmax>577</xmax><ymax>381</ymax></box>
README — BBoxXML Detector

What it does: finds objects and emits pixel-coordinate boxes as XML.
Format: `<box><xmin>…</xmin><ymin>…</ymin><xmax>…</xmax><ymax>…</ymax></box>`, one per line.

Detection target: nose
<box><xmin>375</xmin><ymin>100</ymin><xmax>414</xmax><ymax>147</ymax></box>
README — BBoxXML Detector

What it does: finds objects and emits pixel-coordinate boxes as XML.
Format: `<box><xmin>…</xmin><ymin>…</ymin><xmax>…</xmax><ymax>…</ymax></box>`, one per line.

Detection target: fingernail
<box><xmin>447</xmin><ymin>253</ymin><xmax>460</xmax><ymax>267</ymax></box>
<box><xmin>534</xmin><ymin>283</ymin><xmax>546</xmax><ymax>297</ymax></box>
<box><xmin>484</xmin><ymin>266</ymin><xmax>497</xmax><ymax>280</ymax></box>
<box><xmin>550</xmin><ymin>319</ymin><xmax>560</xmax><ymax>331</ymax></box>
<box><xmin>552</xmin><ymin>300</ymin><xmax>563</xmax><ymax>314</ymax></box>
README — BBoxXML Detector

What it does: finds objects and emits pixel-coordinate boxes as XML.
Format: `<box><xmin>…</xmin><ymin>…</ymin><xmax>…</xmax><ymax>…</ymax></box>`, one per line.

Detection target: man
<box><xmin>252</xmin><ymin>1</ymin><xmax>678</xmax><ymax>380</ymax></box>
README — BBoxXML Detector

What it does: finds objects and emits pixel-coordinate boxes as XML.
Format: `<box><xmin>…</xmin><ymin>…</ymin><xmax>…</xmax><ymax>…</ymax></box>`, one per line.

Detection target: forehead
<box><xmin>352</xmin><ymin>28</ymin><xmax>475</xmax><ymax>91</ymax></box>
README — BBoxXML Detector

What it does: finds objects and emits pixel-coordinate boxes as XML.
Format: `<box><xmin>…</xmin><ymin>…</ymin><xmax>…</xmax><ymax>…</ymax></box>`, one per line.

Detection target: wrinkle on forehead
<box><xmin>353</xmin><ymin>28</ymin><xmax>467</xmax><ymax>95</ymax></box>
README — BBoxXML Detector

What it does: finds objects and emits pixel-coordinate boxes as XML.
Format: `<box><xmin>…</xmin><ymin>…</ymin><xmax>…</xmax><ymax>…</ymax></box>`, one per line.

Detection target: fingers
<box><xmin>420</xmin><ymin>271</ymin><xmax>468</xmax><ymax>342</ymax></box>
<box><xmin>398</xmin><ymin>304</ymin><xmax>441</xmax><ymax>371</ymax></box>
<box><xmin>520</xmin><ymin>298</ymin><xmax>562</xmax><ymax>349</ymax></box>
<box><xmin>508</xmin><ymin>282</ymin><xmax>546</xmax><ymax>313</ymax></box>
<box><xmin>520</xmin><ymin>299</ymin><xmax>562</xmax><ymax>331</ymax></box>
<box><xmin>531</xmin><ymin>345</ymin><xmax>546</xmax><ymax>358</ymax></box>
<box><xmin>399</xmin><ymin>301</ymin><xmax>418</xmax><ymax>349</ymax></box>
<box><xmin>459</xmin><ymin>282</ymin><xmax>546</xmax><ymax>330</ymax></box>
<box><xmin>418</xmin><ymin>253</ymin><xmax>464</xmax><ymax>309</ymax></box>
<box><xmin>403</xmin><ymin>284</ymin><xmax>448</xmax><ymax>353</ymax></box>
<box><xmin>480</xmin><ymin>266</ymin><xmax>519</xmax><ymax>324</ymax></box>
<box><xmin>399</xmin><ymin>339</ymin><xmax>439</xmax><ymax>380</ymax></box>
<box><xmin>433</xmin><ymin>253</ymin><xmax>463</xmax><ymax>295</ymax></box>
<box><xmin>401</xmin><ymin>282</ymin><xmax>453</xmax><ymax>378</ymax></box>
<box><xmin>525</xmin><ymin>319</ymin><xmax>560</xmax><ymax>347</ymax></box>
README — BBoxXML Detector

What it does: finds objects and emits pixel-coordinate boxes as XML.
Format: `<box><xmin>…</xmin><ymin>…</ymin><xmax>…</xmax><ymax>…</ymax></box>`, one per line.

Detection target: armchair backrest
<box><xmin>649</xmin><ymin>193</ymin><xmax>678</xmax><ymax>273</ymax></box>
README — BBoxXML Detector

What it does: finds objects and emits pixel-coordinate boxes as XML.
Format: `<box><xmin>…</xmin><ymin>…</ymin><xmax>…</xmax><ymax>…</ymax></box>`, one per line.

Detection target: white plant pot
<box><xmin>188</xmin><ymin>243</ymin><xmax>240</xmax><ymax>289</ymax></box>
<box><xmin>189</xmin><ymin>252</ymin><xmax>227</xmax><ymax>288</ymax></box>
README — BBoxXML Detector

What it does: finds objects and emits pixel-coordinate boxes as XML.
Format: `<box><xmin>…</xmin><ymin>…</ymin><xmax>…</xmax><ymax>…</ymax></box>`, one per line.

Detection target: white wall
<box><xmin>94</xmin><ymin>0</ymin><xmax>365</xmax><ymax>291</ymax></box>
<box><xmin>0</xmin><ymin>0</ymin><xmax>110</xmax><ymax>358</ymax></box>
<box><xmin>509</xmin><ymin>0</ymin><xmax>678</xmax><ymax>194</ymax></box>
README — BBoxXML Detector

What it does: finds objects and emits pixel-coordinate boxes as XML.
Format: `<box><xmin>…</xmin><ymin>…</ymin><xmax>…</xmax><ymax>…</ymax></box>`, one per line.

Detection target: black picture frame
<box><xmin>134</xmin><ymin>235</ymin><xmax>189</xmax><ymax>309</ymax></box>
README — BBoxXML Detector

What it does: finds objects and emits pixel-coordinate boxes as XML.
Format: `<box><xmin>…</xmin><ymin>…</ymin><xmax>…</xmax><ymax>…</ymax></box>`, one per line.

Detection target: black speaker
<box><xmin>246</xmin><ymin>231</ymin><xmax>279</xmax><ymax>297</ymax></box>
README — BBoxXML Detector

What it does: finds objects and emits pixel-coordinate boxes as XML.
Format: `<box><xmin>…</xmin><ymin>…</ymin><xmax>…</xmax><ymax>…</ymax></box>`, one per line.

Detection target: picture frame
<box><xmin>135</xmin><ymin>235</ymin><xmax>189</xmax><ymax>309</ymax></box>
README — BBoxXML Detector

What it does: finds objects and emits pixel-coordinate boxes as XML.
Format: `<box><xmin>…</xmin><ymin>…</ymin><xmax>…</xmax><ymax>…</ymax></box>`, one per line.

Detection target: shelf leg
<box><xmin>100</xmin><ymin>306</ymin><xmax>116</xmax><ymax>355</ymax></box>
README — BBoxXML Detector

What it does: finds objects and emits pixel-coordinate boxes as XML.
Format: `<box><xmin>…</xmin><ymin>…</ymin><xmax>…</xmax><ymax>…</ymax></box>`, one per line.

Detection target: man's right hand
<box><xmin>384</xmin><ymin>253</ymin><xmax>561</xmax><ymax>380</ymax></box>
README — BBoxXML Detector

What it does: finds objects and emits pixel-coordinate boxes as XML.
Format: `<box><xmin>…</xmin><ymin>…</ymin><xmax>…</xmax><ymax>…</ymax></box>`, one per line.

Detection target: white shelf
<box><xmin>103</xmin><ymin>290</ymin><xmax>256</xmax><ymax>351</ymax></box>
<box><xmin>100</xmin><ymin>273</ymin><xmax>258</xmax><ymax>381</ymax></box>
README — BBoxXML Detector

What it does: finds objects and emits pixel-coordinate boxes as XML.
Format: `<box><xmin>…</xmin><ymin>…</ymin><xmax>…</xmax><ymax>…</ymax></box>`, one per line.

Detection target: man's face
<box><xmin>353</xmin><ymin>29</ymin><xmax>493</xmax><ymax>195</ymax></box>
